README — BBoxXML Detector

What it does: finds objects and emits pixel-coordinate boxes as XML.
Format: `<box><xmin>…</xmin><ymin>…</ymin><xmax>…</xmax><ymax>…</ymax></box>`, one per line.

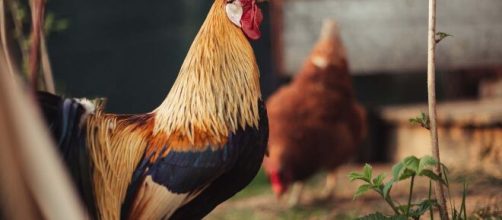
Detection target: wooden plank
<box><xmin>380</xmin><ymin>100</ymin><xmax>502</xmax><ymax>126</ymax></box>
<box><xmin>276</xmin><ymin>0</ymin><xmax>502</xmax><ymax>75</ymax></box>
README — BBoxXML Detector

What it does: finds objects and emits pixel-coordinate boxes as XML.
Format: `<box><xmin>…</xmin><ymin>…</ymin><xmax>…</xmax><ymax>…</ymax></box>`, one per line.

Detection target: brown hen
<box><xmin>264</xmin><ymin>20</ymin><xmax>367</xmax><ymax>205</ymax></box>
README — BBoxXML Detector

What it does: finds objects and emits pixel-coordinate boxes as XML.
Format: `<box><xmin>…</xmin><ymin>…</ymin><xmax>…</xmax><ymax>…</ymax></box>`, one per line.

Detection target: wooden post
<box><xmin>427</xmin><ymin>0</ymin><xmax>449</xmax><ymax>219</ymax></box>
<box><xmin>0</xmin><ymin>45</ymin><xmax>86</xmax><ymax>220</ymax></box>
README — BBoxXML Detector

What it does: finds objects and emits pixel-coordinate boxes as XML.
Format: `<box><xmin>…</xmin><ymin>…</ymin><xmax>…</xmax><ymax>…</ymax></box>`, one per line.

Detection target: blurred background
<box><xmin>46</xmin><ymin>0</ymin><xmax>277</xmax><ymax>113</ymax></box>
<box><xmin>2</xmin><ymin>0</ymin><xmax>501</xmax><ymax>219</ymax></box>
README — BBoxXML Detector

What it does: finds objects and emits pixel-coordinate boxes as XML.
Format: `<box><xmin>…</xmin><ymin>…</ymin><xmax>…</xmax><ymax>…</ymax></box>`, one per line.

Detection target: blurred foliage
<box><xmin>471</xmin><ymin>205</ymin><xmax>502</xmax><ymax>220</ymax></box>
<box><xmin>409</xmin><ymin>112</ymin><xmax>430</xmax><ymax>130</ymax></box>
<box><xmin>358</xmin><ymin>212</ymin><xmax>407</xmax><ymax>220</ymax></box>
<box><xmin>44</xmin><ymin>12</ymin><xmax>68</xmax><ymax>37</ymax></box>
<box><xmin>5</xmin><ymin>0</ymin><xmax>67</xmax><ymax>77</ymax></box>
<box><xmin>435</xmin><ymin>32</ymin><xmax>453</xmax><ymax>44</ymax></box>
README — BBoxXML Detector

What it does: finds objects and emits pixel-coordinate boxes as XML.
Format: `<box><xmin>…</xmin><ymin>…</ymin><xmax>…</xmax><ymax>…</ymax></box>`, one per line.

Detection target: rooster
<box><xmin>263</xmin><ymin>21</ymin><xmax>366</xmax><ymax>206</ymax></box>
<box><xmin>37</xmin><ymin>0</ymin><xmax>268</xmax><ymax>219</ymax></box>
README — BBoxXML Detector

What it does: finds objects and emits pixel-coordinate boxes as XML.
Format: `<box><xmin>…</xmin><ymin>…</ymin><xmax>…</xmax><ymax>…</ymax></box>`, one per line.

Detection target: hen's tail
<box><xmin>36</xmin><ymin>92</ymin><xmax>97</xmax><ymax>219</ymax></box>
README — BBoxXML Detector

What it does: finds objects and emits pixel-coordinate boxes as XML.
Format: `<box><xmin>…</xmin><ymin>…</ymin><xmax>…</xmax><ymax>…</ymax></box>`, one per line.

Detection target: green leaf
<box><xmin>13</xmin><ymin>3</ymin><xmax>27</xmax><ymax>22</ymax></box>
<box><xmin>409</xmin><ymin>118</ymin><xmax>421</xmax><ymax>127</ymax></box>
<box><xmin>397</xmin><ymin>204</ymin><xmax>410</xmax><ymax>214</ymax></box>
<box><xmin>418</xmin><ymin>156</ymin><xmax>437</xmax><ymax>174</ymax></box>
<box><xmin>349</xmin><ymin>172</ymin><xmax>369</xmax><ymax>183</ymax></box>
<box><xmin>392</xmin><ymin>162</ymin><xmax>405</xmax><ymax>181</ymax></box>
<box><xmin>403</xmin><ymin>156</ymin><xmax>420</xmax><ymax>173</ymax></box>
<box><xmin>399</xmin><ymin>169</ymin><xmax>416</xmax><ymax>181</ymax></box>
<box><xmin>55</xmin><ymin>20</ymin><xmax>70</xmax><ymax>32</ymax></box>
<box><xmin>44</xmin><ymin>12</ymin><xmax>70</xmax><ymax>36</ymax></box>
<box><xmin>363</xmin><ymin>164</ymin><xmax>373</xmax><ymax>181</ymax></box>
<box><xmin>357</xmin><ymin>212</ymin><xmax>407</xmax><ymax>220</ymax></box>
<box><xmin>436</xmin><ymin>32</ymin><xmax>453</xmax><ymax>44</ymax></box>
<box><xmin>373</xmin><ymin>173</ymin><xmax>386</xmax><ymax>186</ymax></box>
<box><xmin>409</xmin><ymin>199</ymin><xmax>438</xmax><ymax>218</ymax></box>
<box><xmin>419</xmin><ymin>170</ymin><xmax>446</xmax><ymax>185</ymax></box>
<box><xmin>441</xmin><ymin>163</ymin><xmax>450</xmax><ymax>186</ymax></box>
<box><xmin>383</xmin><ymin>180</ymin><xmax>394</xmax><ymax>199</ymax></box>
<box><xmin>409</xmin><ymin>112</ymin><xmax>430</xmax><ymax>129</ymax></box>
<box><xmin>353</xmin><ymin>184</ymin><xmax>373</xmax><ymax>200</ymax></box>
<box><xmin>393</xmin><ymin>158</ymin><xmax>422</xmax><ymax>182</ymax></box>
<box><xmin>460</xmin><ymin>181</ymin><xmax>468</xmax><ymax>219</ymax></box>
<box><xmin>44</xmin><ymin>13</ymin><xmax>55</xmax><ymax>34</ymax></box>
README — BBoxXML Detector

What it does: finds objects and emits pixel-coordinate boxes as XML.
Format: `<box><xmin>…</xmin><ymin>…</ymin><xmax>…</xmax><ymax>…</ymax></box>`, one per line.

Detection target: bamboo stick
<box><xmin>427</xmin><ymin>0</ymin><xmax>449</xmax><ymax>219</ymax></box>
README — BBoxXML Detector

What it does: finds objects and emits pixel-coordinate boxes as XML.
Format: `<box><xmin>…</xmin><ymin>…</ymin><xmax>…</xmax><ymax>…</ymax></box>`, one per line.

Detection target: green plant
<box><xmin>409</xmin><ymin>112</ymin><xmax>430</xmax><ymax>130</ymax></box>
<box><xmin>435</xmin><ymin>32</ymin><xmax>452</xmax><ymax>44</ymax></box>
<box><xmin>348</xmin><ymin>110</ymin><xmax>472</xmax><ymax>220</ymax></box>
<box><xmin>349</xmin><ymin>156</ymin><xmax>445</xmax><ymax>220</ymax></box>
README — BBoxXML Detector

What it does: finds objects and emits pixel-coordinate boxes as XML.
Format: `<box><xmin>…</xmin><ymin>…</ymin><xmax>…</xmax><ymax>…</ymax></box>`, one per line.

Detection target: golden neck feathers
<box><xmin>153</xmin><ymin>1</ymin><xmax>261</xmax><ymax>142</ymax></box>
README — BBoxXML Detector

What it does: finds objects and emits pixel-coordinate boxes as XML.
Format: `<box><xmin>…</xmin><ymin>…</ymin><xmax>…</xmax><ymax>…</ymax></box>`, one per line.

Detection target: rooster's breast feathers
<box><xmin>123</xmin><ymin>120</ymin><xmax>247</xmax><ymax>218</ymax></box>
<box><xmin>122</xmin><ymin>104</ymin><xmax>267</xmax><ymax>219</ymax></box>
<box><xmin>37</xmin><ymin>92</ymin><xmax>268</xmax><ymax>219</ymax></box>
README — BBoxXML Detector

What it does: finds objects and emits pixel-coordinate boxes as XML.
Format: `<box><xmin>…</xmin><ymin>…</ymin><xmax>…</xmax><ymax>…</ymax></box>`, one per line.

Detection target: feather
<box><xmin>121</xmin><ymin>101</ymin><xmax>267</xmax><ymax>219</ymax></box>
<box><xmin>170</xmin><ymin>101</ymin><xmax>268</xmax><ymax>219</ymax></box>
<box><xmin>36</xmin><ymin>92</ymin><xmax>98</xmax><ymax>219</ymax></box>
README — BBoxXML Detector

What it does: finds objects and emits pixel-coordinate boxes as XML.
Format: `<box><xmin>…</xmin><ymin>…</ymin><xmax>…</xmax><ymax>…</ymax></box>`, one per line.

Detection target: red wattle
<box><xmin>241</xmin><ymin>2</ymin><xmax>263</xmax><ymax>40</ymax></box>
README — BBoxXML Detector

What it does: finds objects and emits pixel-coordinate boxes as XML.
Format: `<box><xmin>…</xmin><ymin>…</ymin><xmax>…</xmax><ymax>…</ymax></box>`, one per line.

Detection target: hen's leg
<box><xmin>287</xmin><ymin>182</ymin><xmax>304</xmax><ymax>207</ymax></box>
<box><xmin>320</xmin><ymin>171</ymin><xmax>337</xmax><ymax>199</ymax></box>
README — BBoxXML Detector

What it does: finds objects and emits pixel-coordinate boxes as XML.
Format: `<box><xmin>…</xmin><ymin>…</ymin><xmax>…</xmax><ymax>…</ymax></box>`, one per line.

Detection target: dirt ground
<box><xmin>207</xmin><ymin>164</ymin><xmax>502</xmax><ymax>220</ymax></box>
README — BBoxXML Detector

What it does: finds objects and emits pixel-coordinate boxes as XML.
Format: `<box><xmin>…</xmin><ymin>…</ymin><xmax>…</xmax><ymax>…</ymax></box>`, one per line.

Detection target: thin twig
<box><xmin>386</xmin><ymin>198</ymin><xmax>401</xmax><ymax>215</ymax></box>
<box><xmin>0</xmin><ymin>0</ymin><xmax>16</xmax><ymax>77</ymax></box>
<box><xmin>381</xmin><ymin>192</ymin><xmax>401</xmax><ymax>215</ymax></box>
<box><xmin>7</xmin><ymin>0</ymin><xmax>28</xmax><ymax>77</ymax></box>
<box><xmin>29</xmin><ymin>0</ymin><xmax>45</xmax><ymax>90</ymax></box>
<box><xmin>406</xmin><ymin>175</ymin><xmax>415</xmax><ymax>217</ymax></box>
<box><xmin>429</xmin><ymin>180</ymin><xmax>434</xmax><ymax>220</ymax></box>
<box><xmin>427</xmin><ymin>0</ymin><xmax>449</xmax><ymax>219</ymax></box>
<box><xmin>40</xmin><ymin>33</ymin><xmax>55</xmax><ymax>93</ymax></box>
